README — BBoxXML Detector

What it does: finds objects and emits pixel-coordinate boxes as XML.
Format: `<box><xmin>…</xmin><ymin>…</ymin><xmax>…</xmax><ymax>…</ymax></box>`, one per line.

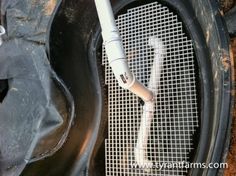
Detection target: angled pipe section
<box><xmin>135</xmin><ymin>37</ymin><xmax>165</xmax><ymax>170</ymax></box>
<box><xmin>94</xmin><ymin>0</ymin><xmax>154</xmax><ymax>102</ymax></box>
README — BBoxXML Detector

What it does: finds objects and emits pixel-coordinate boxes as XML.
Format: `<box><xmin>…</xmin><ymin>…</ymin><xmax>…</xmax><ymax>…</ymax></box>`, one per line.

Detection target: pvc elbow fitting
<box><xmin>109</xmin><ymin>57</ymin><xmax>154</xmax><ymax>102</ymax></box>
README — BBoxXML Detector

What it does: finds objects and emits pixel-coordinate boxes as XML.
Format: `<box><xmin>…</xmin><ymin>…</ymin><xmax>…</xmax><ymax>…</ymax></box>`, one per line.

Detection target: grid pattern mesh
<box><xmin>103</xmin><ymin>2</ymin><xmax>199</xmax><ymax>176</ymax></box>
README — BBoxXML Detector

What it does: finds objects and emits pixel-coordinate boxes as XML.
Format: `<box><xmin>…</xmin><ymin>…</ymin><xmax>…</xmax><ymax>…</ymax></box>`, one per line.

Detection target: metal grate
<box><xmin>103</xmin><ymin>2</ymin><xmax>199</xmax><ymax>176</ymax></box>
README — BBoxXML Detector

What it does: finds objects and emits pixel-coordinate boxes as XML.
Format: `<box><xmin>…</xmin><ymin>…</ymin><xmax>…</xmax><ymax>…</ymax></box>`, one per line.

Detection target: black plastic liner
<box><xmin>0</xmin><ymin>0</ymin><xmax>75</xmax><ymax>176</ymax></box>
<box><xmin>0</xmin><ymin>0</ymin><xmax>232</xmax><ymax>176</ymax></box>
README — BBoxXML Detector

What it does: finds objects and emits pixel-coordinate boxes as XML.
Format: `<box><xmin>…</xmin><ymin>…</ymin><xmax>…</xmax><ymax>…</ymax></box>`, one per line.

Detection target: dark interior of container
<box><xmin>21</xmin><ymin>0</ymin><xmax>231</xmax><ymax>176</ymax></box>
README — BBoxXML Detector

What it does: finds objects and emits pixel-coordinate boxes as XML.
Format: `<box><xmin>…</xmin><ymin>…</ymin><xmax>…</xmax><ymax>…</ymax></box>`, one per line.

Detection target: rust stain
<box><xmin>222</xmin><ymin>56</ymin><xmax>231</xmax><ymax>71</ymax></box>
<box><xmin>44</xmin><ymin>0</ymin><xmax>57</xmax><ymax>16</ymax></box>
<box><xmin>230</xmin><ymin>39</ymin><xmax>236</xmax><ymax>83</ymax></box>
<box><xmin>220</xmin><ymin>0</ymin><xmax>235</xmax><ymax>12</ymax></box>
<box><xmin>127</xmin><ymin>50</ymin><xmax>137</xmax><ymax>61</ymax></box>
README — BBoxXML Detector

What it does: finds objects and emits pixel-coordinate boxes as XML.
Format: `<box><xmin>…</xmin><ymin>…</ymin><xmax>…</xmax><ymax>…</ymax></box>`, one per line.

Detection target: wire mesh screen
<box><xmin>102</xmin><ymin>2</ymin><xmax>199</xmax><ymax>176</ymax></box>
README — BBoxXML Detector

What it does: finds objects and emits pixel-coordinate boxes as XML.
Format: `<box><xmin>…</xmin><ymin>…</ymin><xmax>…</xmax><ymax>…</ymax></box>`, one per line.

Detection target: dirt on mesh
<box><xmin>224</xmin><ymin>38</ymin><xmax>236</xmax><ymax>176</ymax></box>
<box><xmin>221</xmin><ymin>0</ymin><xmax>236</xmax><ymax>12</ymax></box>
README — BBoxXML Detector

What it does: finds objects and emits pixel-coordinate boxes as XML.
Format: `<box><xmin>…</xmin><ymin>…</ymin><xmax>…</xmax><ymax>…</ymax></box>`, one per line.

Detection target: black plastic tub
<box><xmin>21</xmin><ymin>0</ymin><xmax>232</xmax><ymax>176</ymax></box>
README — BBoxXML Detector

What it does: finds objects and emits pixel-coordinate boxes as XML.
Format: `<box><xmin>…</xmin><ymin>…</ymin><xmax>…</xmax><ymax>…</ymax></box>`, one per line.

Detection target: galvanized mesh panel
<box><xmin>103</xmin><ymin>2</ymin><xmax>199</xmax><ymax>176</ymax></box>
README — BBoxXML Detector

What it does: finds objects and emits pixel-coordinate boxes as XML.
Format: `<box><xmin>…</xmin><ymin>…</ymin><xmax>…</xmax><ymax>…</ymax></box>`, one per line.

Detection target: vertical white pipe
<box><xmin>134</xmin><ymin>37</ymin><xmax>165</xmax><ymax>170</ymax></box>
<box><xmin>94</xmin><ymin>0</ymin><xmax>154</xmax><ymax>102</ymax></box>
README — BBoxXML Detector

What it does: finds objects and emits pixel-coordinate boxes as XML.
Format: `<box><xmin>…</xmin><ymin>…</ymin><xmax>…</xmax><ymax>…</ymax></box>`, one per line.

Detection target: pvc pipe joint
<box><xmin>95</xmin><ymin>0</ymin><xmax>154</xmax><ymax>102</ymax></box>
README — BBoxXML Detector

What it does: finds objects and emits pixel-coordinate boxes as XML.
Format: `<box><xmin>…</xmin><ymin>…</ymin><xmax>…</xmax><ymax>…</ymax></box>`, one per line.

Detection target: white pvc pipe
<box><xmin>94</xmin><ymin>0</ymin><xmax>165</xmax><ymax>171</ymax></box>
<box><xmin>94</xmin><ymin>0</ymin><xmax>154</xmax><ymax>102</ymax></box>
<box><xmin>134</xmin><ymin>37</ymin><xmax>165</xmax><ymax>170</ymax></box>
<box><xmin>0</xmin><ymin>25</ymin><xmax>5</xmax><ymax>46</ymax></box>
